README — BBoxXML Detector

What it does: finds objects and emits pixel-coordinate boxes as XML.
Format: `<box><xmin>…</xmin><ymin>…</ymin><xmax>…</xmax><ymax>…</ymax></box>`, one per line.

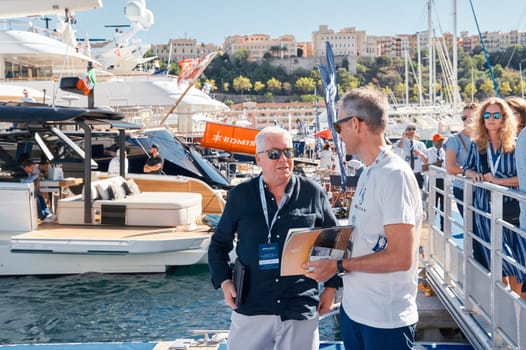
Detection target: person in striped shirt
<box><xmin>463</xmin><ymin>97</ymin><xmax>523</xmax><ymax>295</ymax></box>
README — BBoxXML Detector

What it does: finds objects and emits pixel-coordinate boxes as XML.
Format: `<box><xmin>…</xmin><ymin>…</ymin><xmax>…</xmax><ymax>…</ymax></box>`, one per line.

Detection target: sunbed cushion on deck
<box><xmin>96</xmin><ymin>192</ymin><xmax>200</xmax><ymax>209</ymax></box>
<box><xmin>122</xmin><ymin>178</ymin><xmax>141</xmax><ymax>196</ymax></box>
<box><xmin>58</xmin><ymin>177</ymin><xmax>202</xmax><ymax>226</ymax></box>
<box><xmin>96</xmin><ymin>181</ymin><xmax>112</xmax><ymax>200</ymax></box>
<box><xmin>108</xmin><ymin>182</ymin><xmax>126</xmax><ymax>200</ymax></box>
<box><xmin>82</xmin><ymin>181</ymin><xmax>100</xmax><ymax>200</ymax></box>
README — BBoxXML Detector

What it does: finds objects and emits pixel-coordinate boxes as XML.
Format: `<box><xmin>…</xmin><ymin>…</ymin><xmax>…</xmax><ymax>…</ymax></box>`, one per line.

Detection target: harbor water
<box><xmin>0</xmin><ymin>265</ymin><xmax>340</xmax><ymax>344</ymax></box>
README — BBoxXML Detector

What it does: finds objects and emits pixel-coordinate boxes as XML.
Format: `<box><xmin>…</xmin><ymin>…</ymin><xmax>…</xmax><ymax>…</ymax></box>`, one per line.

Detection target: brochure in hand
<box><xmin>280</xmin><ymin>225</ymin><xmax>353</xmax><ymax>276</ymax></box>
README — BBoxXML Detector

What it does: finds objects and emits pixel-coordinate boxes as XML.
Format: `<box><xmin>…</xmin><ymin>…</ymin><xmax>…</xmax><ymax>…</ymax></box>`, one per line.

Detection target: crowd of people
<box><xmin>208</xmin><ymin>89</ymin><xmax>526</xmax><ymax>349</ymax></box>
<box><xmin>391</xmin><ymin>96</ymin><xmax>526</xmax><ymax>299</ymax></box>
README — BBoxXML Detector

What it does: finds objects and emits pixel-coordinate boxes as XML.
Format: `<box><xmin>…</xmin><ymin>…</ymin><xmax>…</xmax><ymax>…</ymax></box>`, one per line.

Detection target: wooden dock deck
<box><xmin>416</xmin><ymin>222</ymin><xmax>467</xmax><ymax>342</ymax></box>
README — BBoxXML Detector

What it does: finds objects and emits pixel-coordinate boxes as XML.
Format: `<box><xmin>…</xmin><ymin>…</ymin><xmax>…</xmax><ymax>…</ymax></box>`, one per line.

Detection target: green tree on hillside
<box><xmin>337</xmin><ymin>68</ymin><xmax>359</xmax><ymax>93</ymax></box>
<box><xmin>479</xmin><ymin>79</ymin><xmax>496</xmax><ymax>98</ymax></box>
<box><xmin>233</xmin><ymin>75</ymin><xmax>252</xmax><ymax>95</ymax></box>
<box><xmin>204</xmin><ymin>79</ymin><xmax>218</xmax><ymax>92</ymax></box>
<box><xmin>394</xmin><ymin>82</ymin><xmax>406</xmax><ymax>103</ymax></box>
<box><xmin>462</xmin><ymin>82</ymin><xmax>476</xmax><ymax>101</ymax></box>
<box><xmin>267</xmin><ymin>78</ymin><xmax>282</xmax><ymax>94</ymax></box>
<box><xmin>499</xmin><ymin>81</ymin><xmax>512</xmax><ymax>96</ymax></box>
<box><xmin>253</xmin><ymin>81</ymin><xmax>265</xmax><ymax>94</ymax></box>
<box><xmin>295</xmin><ymin>77</ymin><xmax>315</xmax><ymax>94</ymax></box>
<box><xmin>513</xmin><ymin>80</ymin><xmax>526</xmax><ymax>96</ymax></box>
<box><xmin>283</xmin><ymin>82</ymin><xmax>292</xmax><ymax>95</ymax></box>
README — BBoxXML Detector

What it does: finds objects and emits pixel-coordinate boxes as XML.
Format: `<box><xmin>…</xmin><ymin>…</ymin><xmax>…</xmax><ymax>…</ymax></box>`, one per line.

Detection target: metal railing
<box><xmin>426</xmin><ymin>166</ymin><xmax>526</xmax><ymax>349</ymax></box>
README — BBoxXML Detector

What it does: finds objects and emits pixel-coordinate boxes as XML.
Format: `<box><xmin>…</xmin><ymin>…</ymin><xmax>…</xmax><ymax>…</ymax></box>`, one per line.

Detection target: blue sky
<box><xmin>68</xmin><ymin>0</ymin><xmax>526</xmax><ymax>46</ymax></box>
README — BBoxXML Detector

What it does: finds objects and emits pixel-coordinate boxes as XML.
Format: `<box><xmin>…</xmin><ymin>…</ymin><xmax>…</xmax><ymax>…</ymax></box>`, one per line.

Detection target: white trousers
<box><xmin>227</xmin><ymin>312</ymin><xmax>319</xmax><ymax>350</ymax></box>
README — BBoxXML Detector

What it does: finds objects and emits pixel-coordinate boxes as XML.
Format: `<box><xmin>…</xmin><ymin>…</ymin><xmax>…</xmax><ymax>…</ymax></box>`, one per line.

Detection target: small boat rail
<box><xmin>426</xmin><ymin>166</ymin><xmax>526</xmax><ymax>349</ymax></box>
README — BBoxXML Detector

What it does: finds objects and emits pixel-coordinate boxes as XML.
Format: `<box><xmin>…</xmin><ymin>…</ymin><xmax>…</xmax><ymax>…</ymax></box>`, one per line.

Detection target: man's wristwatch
<box><xmin>336</xmin><ymin>259</ymin><xmax>347</xmax><ymax>275</ymax></box>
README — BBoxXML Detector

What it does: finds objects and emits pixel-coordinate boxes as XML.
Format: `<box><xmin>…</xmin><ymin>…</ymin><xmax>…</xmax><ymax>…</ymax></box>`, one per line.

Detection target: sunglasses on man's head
<box><xmin>333</xmin><ymin>115</ymin><xmax>364</xmax><ymax>134</ymax></box>
<box><xmin>259</xmin><ymin>148</ymin><xmax>294</xmax><ymax>160</ymax></box>
<box><xmin>483</xmin><ymin>111</ymin><xmax>501</xmax><ymax>120</ymax></box>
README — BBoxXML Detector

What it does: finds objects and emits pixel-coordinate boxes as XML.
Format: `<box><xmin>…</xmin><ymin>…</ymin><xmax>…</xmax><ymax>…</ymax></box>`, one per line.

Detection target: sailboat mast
<box><xmin>521</xmin><ymin>62</ymin><xmax>524</xmax><ymax>99</ymax></box>
<box><xmin>471</xmin><ymin>67</ymin><xmax>475</xmax><ymax>103</ymax></box>
<box><xmin>405</xmin><ymin>50</ymin><xmax>409</xmax><ymax>105</ymax></box>
<box><xmin>428</xmin><ymin>0</ymin><xmax>434</xmax><ymax>105</ymax></box>
<box><xmin>452</xmin><ymin>0</ymin><xmax>459</xmax><ymax>108</ymax></box>
<box><xmin>417</xmin><ymin>32</ymin><xmax>423</xmax><ymax>105</ymax></box>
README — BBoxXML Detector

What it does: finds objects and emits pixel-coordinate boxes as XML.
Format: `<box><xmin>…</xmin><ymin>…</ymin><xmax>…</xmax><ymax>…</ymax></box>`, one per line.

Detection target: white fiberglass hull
<box><xmin>0</xmin><ymin>231</ymin><xmax>210</xmax><ymax>276</ymax></box>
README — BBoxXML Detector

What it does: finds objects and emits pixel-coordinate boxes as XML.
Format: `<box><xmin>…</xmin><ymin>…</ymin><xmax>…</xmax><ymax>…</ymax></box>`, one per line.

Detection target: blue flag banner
<box><xmin>318</xmin><ymin>41</ymin><xmax>346</xmax><ymax>192</ymax></box>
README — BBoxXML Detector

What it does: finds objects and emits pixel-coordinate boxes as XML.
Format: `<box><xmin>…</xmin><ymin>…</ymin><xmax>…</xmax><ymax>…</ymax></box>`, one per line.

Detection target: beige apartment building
<box><xmin>222</xmin><ymin>34</ymin><xmax>297</xmax><ymax>61</ymax></box>
<box><xmin>312</xmin><ymin>25</ymin><xmax>421</xmax><ymax>58</ymax></box>
<box><xmin>150</xmin><ymin>38</ymin><xmax>217</xmax><ymax>62</ymax></box>
<box><xmin>312</xmin><ymin>25</ymin><xmax>368</xmax><ymax>57</ymax></box>
<box><xmin>297</xmin><ymin>42</ymin><xmax>313</xmax><ymax>57</ymax></box>
<box><xmin>154</xmin><ymin>27</ymin><xmax>526</xmax><ymax>65</ymax></box>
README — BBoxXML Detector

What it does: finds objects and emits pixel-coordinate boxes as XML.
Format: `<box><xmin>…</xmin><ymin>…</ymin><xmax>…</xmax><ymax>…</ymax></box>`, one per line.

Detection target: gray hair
<box><xmin>338</xmin><ymin>87</ymin><xmax>389</xmax><ymax>134</ymax></box>
<box><xmin>255</xmin><ymin>126</ymin><xmax>292</xmax><ymax>153</ymax></box>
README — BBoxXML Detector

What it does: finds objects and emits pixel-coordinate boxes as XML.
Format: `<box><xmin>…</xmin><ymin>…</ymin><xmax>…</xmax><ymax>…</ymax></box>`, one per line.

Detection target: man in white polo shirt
<box><xmin>305</xmin><ymin>87</ymin><xmax>423</xmax><ymax>349</ymax></box>
<box><xmin>393</xmin><ymin>123</ymin><xmax>428</xmax><ymax>190</ymax></box>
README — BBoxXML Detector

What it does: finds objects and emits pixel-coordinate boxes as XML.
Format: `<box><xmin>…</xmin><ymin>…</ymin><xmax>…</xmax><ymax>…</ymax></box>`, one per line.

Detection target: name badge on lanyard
<box><xmin>258</xmin><ymin>176</ymin><xmax>289</xmax><ymax>271</ymax></box>
<box><xmin>259</xmin><ymin>243</ymin><xmax>279</xmax><ymax>270</ymax></box>
<box><xmin>486</xmin><ymin>142</ymin><xmax>501</xmax><ymax>176</ymax></box>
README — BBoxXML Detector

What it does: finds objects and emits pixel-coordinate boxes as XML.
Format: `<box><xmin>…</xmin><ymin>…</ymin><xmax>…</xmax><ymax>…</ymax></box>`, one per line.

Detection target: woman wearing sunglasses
<box><xmin>463</xmin><ymin>97</ymin><xmax>524</xmax><ymax>295</ymax></box>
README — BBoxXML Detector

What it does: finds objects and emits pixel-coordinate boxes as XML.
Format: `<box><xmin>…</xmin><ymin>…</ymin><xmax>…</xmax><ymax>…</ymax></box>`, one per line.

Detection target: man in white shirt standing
<box><xmin>305</xmin><ymin>87</ymin><xmax>423</xmax><ymax>350</ymax></box>
<box><xmin>108</xmin><ymin>148</ymin><xmax>129</xmax><ymax>176</ymax></box>
<box><xmin>393</xmin><ymin>123</ymin><xmax>428</xmax><ymax>190</ymax></box>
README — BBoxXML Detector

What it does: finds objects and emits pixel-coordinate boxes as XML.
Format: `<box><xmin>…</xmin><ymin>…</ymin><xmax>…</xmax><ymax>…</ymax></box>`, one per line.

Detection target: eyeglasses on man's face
<box><xmin>258</xmin><ymin>148</ymin><xmax>294</xmax><ymax>160</ymax></box>
<box><xmin>333</xmin><ymin>115</ymin><xmax>364</xmax><ymax>134</ymax></box>
<box><xmin>461</xmin><ymin>116</ymin><xmax>469</xmax><ymax>122</ymax></box>
<box><xmin>483</xmin><ymin>111</ymin><xmax>501</xmax><ymax>120</ymax></box>
<box><xmin>406</xmin><ymin>127</ymin><xmax>416</xmax><ymax>131</ymax></box>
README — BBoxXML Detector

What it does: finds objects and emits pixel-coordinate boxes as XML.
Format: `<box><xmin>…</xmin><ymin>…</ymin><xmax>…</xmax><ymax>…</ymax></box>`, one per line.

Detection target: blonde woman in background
<box><xmin>463</xmin><ymin>97</ymin><xmax>523</xmax><ymax>295</ymax></box>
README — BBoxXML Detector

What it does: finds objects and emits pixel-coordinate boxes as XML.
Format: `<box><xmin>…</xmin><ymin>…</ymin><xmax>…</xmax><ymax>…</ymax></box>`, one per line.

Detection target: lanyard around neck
<box><xmin>365</xmin><ymin>149</ymin><xmax>388</xmax><ymax>174</ymax></box>
<box><xmin>259</xmin><ymin>175</ymin><xmax>289</xmax><ymax>244</ymax></box>
<box><xmin>486</xmin><ymin>142</ymin><xmax>501</xmax><ymax>175</ymax></box>
<box><xmin>357</xmin><ymin>149</ymin><xmax>388</xmax><ymax>199</ymax></box>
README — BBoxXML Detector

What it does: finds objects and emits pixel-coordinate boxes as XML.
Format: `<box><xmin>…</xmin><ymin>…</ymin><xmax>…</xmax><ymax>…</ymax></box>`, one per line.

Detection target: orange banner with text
<box><xmin>200</xmin><ymin>122</ymin><xmax>259</xmax><ymax>155</ymax></box>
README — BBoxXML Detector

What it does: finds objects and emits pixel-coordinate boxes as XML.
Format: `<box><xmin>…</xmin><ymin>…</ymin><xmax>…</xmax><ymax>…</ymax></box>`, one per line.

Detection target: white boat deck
<box><xmin>0</xmin><ymin>222</ymin><xmax>213</xmax><ymax>276</ymax></box>
<box><xmin>9</xmin><ymin>222</ymin><xmax>212</xmax><ymax>254</ymax></box>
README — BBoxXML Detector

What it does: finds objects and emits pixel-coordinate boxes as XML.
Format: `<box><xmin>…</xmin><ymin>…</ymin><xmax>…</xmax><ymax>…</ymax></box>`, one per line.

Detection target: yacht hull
<box><xmin>0</xmin><ymin>228</ymin><xmax>211</xmax><ymax>276</ymax></box>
